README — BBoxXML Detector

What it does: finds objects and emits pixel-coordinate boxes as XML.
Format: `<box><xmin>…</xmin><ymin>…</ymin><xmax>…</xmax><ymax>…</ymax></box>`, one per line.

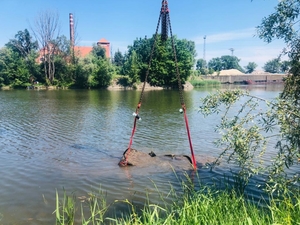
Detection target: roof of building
<box><xmin>74</xmin><ymin>46</ymin><xmax>93</xmax><ymax>58</ymax></box>
<box><xmin>212</xmin><ymin>69</ymin><xmax>245</xmax><ymax>76</ymax></box>
<box><xmin>72</xmin><ymin>38</ymin><xmax>110</xmax><ymax>58</ymax></box>
<box><xmin>97</xmin><ymin>38</ymin><xmax>109</xmax><ymax>44</ymax></box>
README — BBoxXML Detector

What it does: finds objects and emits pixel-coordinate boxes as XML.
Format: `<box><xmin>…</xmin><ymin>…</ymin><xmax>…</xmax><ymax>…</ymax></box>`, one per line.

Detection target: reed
<box><xmin>55</xmin><ymin>190</ymin><xmax>76</xmax><ymax>225</ymax></box>
<box><xmin>81</xmin><ymin>191</ymin><xmax>108</xmax><ymax>225</ymax></box>
<box><xmin>54</xmin><ymin>178</ymin><xmax>300</xmax><ymax>224</ymax></box>
<box><xmin>111</xmin><ymin>188</ymin><xmax>300</xmax><ymax>225</ymax></box>
<box><xmin>190</xmin><ymin>79</ymin><xmax>221</xmax><ymax>87</ymax></box>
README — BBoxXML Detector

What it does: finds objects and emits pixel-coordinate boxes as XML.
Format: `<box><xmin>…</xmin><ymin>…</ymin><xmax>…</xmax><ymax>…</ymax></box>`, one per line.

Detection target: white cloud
<box><xmin>193</xmin><ymin>28</ymin><xmax>288</xmax><ymax>69</ymax></box>
<box><xmin>193</xmin><ymin>28</ymin><xmax>256</xmax><ymax>45</ymax></box>
<box><xmin>238</xmin><ymin>44</ymin><xmax>288</xmax><ymax>69</ymax></box>
<box><xmin>202</xmin><ymin>44</ymin><xmax>287</xmax><ymax>69</ymax></box>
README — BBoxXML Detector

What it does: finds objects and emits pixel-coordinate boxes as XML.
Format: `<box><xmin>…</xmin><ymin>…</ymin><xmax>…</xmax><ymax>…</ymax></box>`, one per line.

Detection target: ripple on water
<box><xmin>0</xmin><ymin>86</ymin><xmax>290</xmax><ymax>224</ymax></box>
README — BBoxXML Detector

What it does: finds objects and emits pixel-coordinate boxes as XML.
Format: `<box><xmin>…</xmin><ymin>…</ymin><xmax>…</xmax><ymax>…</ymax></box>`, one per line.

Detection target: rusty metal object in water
<box><xmin>118</xmin><ymin>148</ymin><xmax>195</xmax><ymax>170</ymax></box>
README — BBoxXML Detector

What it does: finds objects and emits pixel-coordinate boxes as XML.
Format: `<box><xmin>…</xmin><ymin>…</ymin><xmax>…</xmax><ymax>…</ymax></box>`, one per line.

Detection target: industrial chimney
<box><xmin>69</xmin><ymin>13</ymin><xmax>75</xmax><ymax>49</ymax></box>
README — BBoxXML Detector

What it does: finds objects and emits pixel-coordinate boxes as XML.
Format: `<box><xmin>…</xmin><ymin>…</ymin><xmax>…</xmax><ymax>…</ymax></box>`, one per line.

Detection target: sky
<box><xmin>0</xmin><ymin>0</ymin><xmax>286</xmax><ymax>69</ymax></box>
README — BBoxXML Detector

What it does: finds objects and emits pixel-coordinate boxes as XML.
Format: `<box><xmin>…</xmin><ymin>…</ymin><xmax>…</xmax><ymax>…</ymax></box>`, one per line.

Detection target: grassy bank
<box><xmin>189</xmin><ymin>79</ymin><xmax>221</xmax><ymax>87</ymax></box>
<box><xmin>55</xmin><ymin>182</ymin><xmax>300</xmax><ymax>225</ymax></box>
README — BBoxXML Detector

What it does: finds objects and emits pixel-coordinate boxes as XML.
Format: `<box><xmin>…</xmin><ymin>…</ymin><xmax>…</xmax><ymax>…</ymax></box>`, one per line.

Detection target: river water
<box><xmin>0</xmin><ymin>84</ymin><xmax>286</xmax><ymax>224</ymax></box>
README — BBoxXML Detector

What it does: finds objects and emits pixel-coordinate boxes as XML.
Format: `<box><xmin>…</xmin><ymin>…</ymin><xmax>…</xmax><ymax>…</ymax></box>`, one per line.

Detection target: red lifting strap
<box><xmin>182</xmin><ymin>105</ymin><xmax>197</xmax><ymax>169</ymax></box>
<box><xmin>124</xmin><ymin>0</ymin><xmax>197</xmax><ymax>170</ymax></box>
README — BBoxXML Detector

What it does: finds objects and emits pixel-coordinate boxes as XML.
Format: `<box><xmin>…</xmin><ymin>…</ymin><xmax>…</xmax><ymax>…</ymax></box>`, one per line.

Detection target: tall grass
<box><xmin>55</xmin><ymin>178</ymin><xmax>300</xmax><ymax>225</ymax></box>
<box><xmin>81</xmin><ymin>191</ymin><xmax>108</xmax><ymax>225</ymax></box>
<box><xmin>55</xmin><ymin>190</ymin><xmax>76</xmax><ymax>225</ymax></box>
<box><xmin>190</xmin><ymin>79</ymin><xmax>221</xmax><ymax>87</ymax></box>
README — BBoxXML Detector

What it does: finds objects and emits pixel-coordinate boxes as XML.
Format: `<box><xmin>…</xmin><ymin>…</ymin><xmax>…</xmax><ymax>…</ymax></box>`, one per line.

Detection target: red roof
<box><xmin>74</xmin><ymin>46</ymin><xmax>93</xmax><ymax>58</ymax></box>
<box><xmin>73</xmin><ymin>38</ymin><xmax>110</xmax><ymax>58</ymax></box>
<box><xmin>98</xmin><ymin>38</ymin><xmax>109</xmax><ymax>44</ymax></box>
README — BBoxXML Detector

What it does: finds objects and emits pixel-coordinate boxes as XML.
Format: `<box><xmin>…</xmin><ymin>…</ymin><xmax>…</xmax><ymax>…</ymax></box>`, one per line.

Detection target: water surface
<box><xmin>0</xmin><ymin>84</ymin><xmax>286</xmax><ymax>224</ymax></box>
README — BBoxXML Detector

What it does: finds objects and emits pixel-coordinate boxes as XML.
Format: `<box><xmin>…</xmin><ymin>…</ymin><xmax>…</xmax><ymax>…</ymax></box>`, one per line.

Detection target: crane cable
<box><xmin>167</xmin><ymin>12</ymin><xmax>197</xmax><ymax>170</ymax></box>
<box><xmin>123</xmin><ymin>0</ymin><xmax>197</xmax><ymax>170</ymax></box>
<box><xmin>123</xmin><ymin>10</ymin><xmax>162</xmax><ymax>164</ymax></box>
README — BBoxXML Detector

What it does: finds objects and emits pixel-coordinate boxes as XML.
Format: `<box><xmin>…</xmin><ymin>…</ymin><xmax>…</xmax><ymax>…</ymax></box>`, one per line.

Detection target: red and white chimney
<box><xmin>69</xmin><ymin>13</ymin><xmax>75</xmax><ymax>48</ymax></box>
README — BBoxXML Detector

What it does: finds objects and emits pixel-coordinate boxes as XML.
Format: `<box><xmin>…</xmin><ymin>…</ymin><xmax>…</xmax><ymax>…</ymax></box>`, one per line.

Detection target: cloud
<box><xmin>207</xmin><ymin>45</ymin><xmax>286</xmax><ymax>69</ymax></box>
<box><xmin>193</xmin><ymin>28</ymin><xmax>257</xmax><ymax>45</ymax></box>
<box><xmin>238</xmin><ymin>44</ymin><xmax>288</xmax><ymax>69</ymax></box>
<box><xmin>193</xmin><ymin>27</ymin><xmax>288</xmax><ymax>69</ymax></box>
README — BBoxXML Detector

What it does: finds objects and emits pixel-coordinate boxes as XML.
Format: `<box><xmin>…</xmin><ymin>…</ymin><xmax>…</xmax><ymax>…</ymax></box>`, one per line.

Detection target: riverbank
<box><xmin>55</xmin><ymin>179</ymin><xmax>300</xmax><ymax>224</ymax></box>
<box><xmin>107</xmin><ymin>79</ymin><xmax>194</xmax><ymax>90</ymax></box>
<box><xmin>1</xmin><ymin>81</ymin><xmax>195</xmax><ymax>91</ymax></box>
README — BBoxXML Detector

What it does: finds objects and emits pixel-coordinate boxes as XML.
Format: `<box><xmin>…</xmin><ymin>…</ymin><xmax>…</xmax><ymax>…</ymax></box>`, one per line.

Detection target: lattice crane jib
<box><xmin>161</xmin><ymin>0</ymin><xmax>169</xmax><ymax>42</ymax></box>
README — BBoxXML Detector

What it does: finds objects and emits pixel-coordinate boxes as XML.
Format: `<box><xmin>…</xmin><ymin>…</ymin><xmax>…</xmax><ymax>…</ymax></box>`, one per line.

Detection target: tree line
<box><xmin>0</xmin><ymin>11</ymin><xmax>290</xmax><ymax>89</ymax></box>
<box><xmin>196</xmin><ymin>56</ymin><xmax>291</xmax><ymax>75</ymax></box>
<box><xmin>0</xmin><ymin>29</ymin><xmax>196</xmax><ymax>88</ymax></box>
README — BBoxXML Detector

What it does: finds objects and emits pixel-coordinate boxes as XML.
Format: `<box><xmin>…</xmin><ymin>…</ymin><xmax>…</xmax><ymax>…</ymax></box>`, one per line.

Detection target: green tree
<box><xmin>125</xmin><ymin>35</ymin><xmax>195</xmax><ymax>87</ymax></box>
<box><xmin>174</xmin><ymin>37</ymin><xmax>196</xmax><ymax>81</ymax></box>
<box><xmin>52</xmin><ymin>57</ymin><xmax>70</xmax><ymax>86</ymax></box>
<box><xmin>88</xmin><ymin>45</ymin><xmax>114</xmax><ymax>88</ymax></box>
<box><xmin>257</xmin><ymin>0</ymin><xmax>299</xmax><ymax>45</ymax></box>
<box><xmin>197</xmin><ymin>0</ymin><xmax>300</xmax><ymax>193</ymax></box>
<box><xmin>6</xmin><ymin>29</ymin><xmax>38</xmax><ymax>59</ymax></box>
<box><xmin>92</xmin><ymin>45</ymin><xmax>106</xmax><ymax>59</ymax></box>
<box><xmin>208</xmin><ymin>57</ymin><xmax>223</xmax><ymax>72</ymax></box>
<box><xmin>199</xmin><ymin>89</ymin><xmax>300</xmax><ymax>193</ymax></box>
<box><xmin>72</xmin><ymin>55</ymin><xmax>97</xmax><ymax>88</ymax></box>
<box><xmin>263</xmin><ymin>58</ymin><xmax>281</xmax><ymax>73</ymax></box>
<box><xmin>196</xmin><ymin>58</ymin><xmax>207</xmax><ymax>75</ymax></box>
<box><xmin>112</xmin><ymin>50</ymin><xmax>125</xmax><ymax>75</ymax></box>
<box><xmin>0</xmin><ymin>48</ymin><xmax>16</xmax><ymax>86</ymax></box>
<box><xmin>93</xmin><ymin>58</ymin><xmax>114</xmax><ymax>88</ymax></box>
<box><xmin>257</xmin><ymin>1</ymin><xmax>300</xmax><ymax>191</ymax></box>
<box><xmin>51</xmin><ymin>35</ymin><xmax>75</xmax><ymax>86</ymax></box>
<box><xmin>113</xmin><ymin>50</ymin><xmax>124</xmax><ymax>67</ymax></box>
<box><xmin>256</xmin><ymin>0</ymin><xmax>300</xmax><ymax>91</ymax></box>
<box><xmin>244</xmin><ymin>62</ymin><xmax>257</xmax><ymax>74</ymax></box>
<box><xmin>0</xmin><ymin>47</ymin><xmax>32</xmax><ymax>88</ymax></box>
<box><xmin>0</xmin><ymin>28</ymin><xmax>41</xmax><ymax>88</ymax></box>
<box><xmin>125</xmin><ymin>37</ymin><xmax>152</xmax><ymax>81</ymax></box>
<box><xmin>148</xmin><ymin>38</ymin><xmax>170</xmax><ymax>86</ymax></box>
<box><xmin>123</xmin><ymin>50</ymin><xmax>140</xmax><ymax>84</ymax></box>
<box><xmin>54</xmin><ymin>35</ymin><xmax>71</xmax><ymax>61</ymax></box>
<box><xmin>208</xmin><ymin>55</ymin><xmax>244</xmax><ymax>72</ymax></box>
<box><xmin>280</xmin><ymin>60</ymin><xmax>291</xmax><ymax>73</ymax></box>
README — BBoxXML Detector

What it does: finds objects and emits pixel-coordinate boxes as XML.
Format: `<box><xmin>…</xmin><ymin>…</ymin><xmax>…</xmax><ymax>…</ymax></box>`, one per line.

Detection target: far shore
<box><xmin>1</xmin><ymin>81</ymin><xmax>195</xmax><ymax>91</ymax></box>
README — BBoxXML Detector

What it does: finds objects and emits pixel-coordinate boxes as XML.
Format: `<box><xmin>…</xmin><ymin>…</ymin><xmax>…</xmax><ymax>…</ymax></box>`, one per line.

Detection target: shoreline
<box><xmin>1</xmin><ymin>81</ymin><xmax>195</xmax><ymax>91</ymax></box>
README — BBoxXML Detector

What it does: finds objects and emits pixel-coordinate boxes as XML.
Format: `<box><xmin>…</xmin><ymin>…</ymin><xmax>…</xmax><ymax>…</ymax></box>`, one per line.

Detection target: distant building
<box><xmin>97</xmin><ymin>38</ymin><xmax>110</xmax><ymax>58</ymax></box>
<box><xmin>36</xmin><ymin>43</ymin><xmax>61</xmax><ymax>63</ymax></box>
<box><xmin>74</xmin><ymin>38</ymin><xmax>110</xmax><ymax>58</ymax></box>
<box><xmin>36</xmin><ymin>13</ymin><xmax>110</xmax><ymax>63</ymax></box>
<box><xmin>73</xmin><ymin>46</ymin><xmax>92</xmax><ymax>58</ymax></box>
<box><xmin>69</xmin><ymin>13</ymin><xmax>110</xmax><ymax>59</ymax></box>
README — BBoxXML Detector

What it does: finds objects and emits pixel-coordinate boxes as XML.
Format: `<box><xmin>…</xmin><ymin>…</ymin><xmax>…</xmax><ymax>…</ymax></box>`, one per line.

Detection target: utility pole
<box><xmin>229</xmin><ymin>48</ymin><xmax>234</xmax><ymax>56</ymax></box>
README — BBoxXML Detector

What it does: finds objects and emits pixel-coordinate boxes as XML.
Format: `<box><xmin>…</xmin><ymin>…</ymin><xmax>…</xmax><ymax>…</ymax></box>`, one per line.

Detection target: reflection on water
<box><xmin>0</xmin><ymin>84</ymin><xmax>288</xmax><ymax>224</ymax></box>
